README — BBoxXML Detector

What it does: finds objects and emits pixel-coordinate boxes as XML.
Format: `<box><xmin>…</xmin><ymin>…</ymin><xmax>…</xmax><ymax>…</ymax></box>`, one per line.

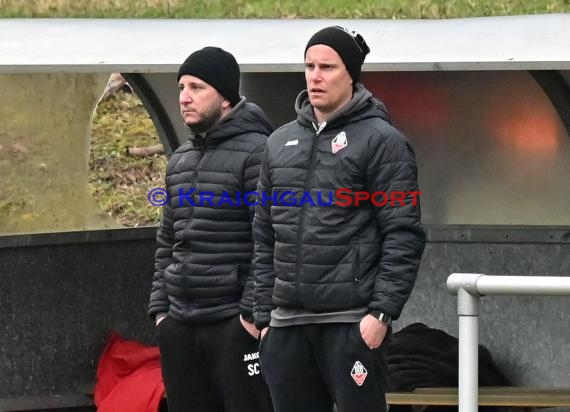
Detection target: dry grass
<box><xmin>1</xmin><ymin>0</ymin><xmax>172</xmax><ymax>11</ymax></box>
<box><xmin>2</xmin><ymin>0</ymin><xmax>569</xmax><ymax>18</ymax></box>
<box><xmin>89</xmin><ymin>90</ymin><xmax>166</xmax><ymax>227</ymax></box>
<box><xmin>2</xmin><ymin>0</ymin><xmax>175</xmax><ymax>16</ymax></box>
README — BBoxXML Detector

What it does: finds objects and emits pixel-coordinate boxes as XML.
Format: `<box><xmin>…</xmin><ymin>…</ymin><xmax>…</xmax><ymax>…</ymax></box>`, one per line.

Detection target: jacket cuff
<box><xmin>153</xmin><ymin>312</ymin><xmax>168</xmax><ymax>322</ymax></box>
<box><xmin>254</xmin><ymin>313</ymin><xmax>271</xmax><ymax>330</ymax></box>
<box><xmin>240</xmin><ymin>310</ymin><xmax>254</xmax><ymax>323</ymax></box>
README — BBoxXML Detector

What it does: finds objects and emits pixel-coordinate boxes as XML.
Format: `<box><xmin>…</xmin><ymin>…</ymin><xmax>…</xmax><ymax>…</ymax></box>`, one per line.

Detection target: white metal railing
<box><xmin>446</xmin><ymin>273</ymin><xmax>570</xmax><ymax>412</ymax></box>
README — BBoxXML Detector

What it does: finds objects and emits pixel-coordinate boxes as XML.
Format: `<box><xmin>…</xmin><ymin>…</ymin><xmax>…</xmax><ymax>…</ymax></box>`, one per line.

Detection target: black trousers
<box><xmin>260</xmin><ymin>323</ymin><xmax>388</xmax><ymax>412</ymax></box>
<box><xmin>156</xmin><ymin>315</ymin><xmax>274</xmax><ymax>412</ymax></box>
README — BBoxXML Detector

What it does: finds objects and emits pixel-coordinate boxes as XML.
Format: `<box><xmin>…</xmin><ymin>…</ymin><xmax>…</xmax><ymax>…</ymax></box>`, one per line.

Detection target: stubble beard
<box><xmin>187</xmin><ymin>99</ymin><xmax>224</xmax><ymax>134</ymax></box>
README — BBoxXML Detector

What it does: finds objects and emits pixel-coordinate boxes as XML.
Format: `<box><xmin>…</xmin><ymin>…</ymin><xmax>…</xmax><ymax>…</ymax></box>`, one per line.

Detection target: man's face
<box><xmin>305</xmin><ymin>45</ymin><xmax>353</xmax><ymax>122</ymax></box>
<box><xmin>179</xmin><ymin>74</ymin><xmax>228</xmax><ymax>133</ymax></box>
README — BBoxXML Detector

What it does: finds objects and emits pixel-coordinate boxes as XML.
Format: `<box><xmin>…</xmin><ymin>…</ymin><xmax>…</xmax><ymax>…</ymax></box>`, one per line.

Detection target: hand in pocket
<box><xmin>240</xmin><ymin>315</ymin><xmax>261</xmax><ymax>339</ymax></box>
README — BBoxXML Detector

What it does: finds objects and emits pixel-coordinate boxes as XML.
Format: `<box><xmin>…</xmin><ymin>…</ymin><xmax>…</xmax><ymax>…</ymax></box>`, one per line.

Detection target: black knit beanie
<box><xmin>177</xmin><ymin>46</ymin><xmax>240</xmax><ymax>106</ymax></box>
<box><xmin>304</xmin><ymin>26</ymin><xmax>370</xmax><ymax>83</ymax></box>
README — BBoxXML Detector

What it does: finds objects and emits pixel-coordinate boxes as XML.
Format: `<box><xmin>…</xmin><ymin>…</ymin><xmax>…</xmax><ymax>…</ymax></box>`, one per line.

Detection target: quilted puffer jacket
<box><xmin>253</xmin><ymin>85</ymin><xmax>425</xmax><ymax>329</ymax></box>
<box><xmin>148</xmin><ymin>99</ymin><xmax>273</xmax><ymax>323</ymax></box>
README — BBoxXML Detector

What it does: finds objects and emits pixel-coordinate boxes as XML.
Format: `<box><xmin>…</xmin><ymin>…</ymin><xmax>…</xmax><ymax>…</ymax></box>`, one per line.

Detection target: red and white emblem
<box><xmin>350</xmin><ymin>360</ymin><xmax>368</xmax><ymax>386</ymax></box>
<box><xmin>331</xmin><ymin>131</ymin><xmax>348</xmax><ymax>154</ymax></box>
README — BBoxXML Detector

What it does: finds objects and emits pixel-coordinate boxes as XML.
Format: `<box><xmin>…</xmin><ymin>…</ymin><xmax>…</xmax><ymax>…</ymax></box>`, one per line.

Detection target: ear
<box><xmin>222</xmin><ymin>99</ymin><xmax>231</xmax><ymax>110</ymax></box>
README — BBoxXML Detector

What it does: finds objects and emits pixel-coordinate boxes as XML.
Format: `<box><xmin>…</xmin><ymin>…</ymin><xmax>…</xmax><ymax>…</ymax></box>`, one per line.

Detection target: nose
<box><xmin>179</xmin><ymin>88</ymin><xmax>192</xmax><ymax>105</ymax></box>
<box><xmin>310</xmin><ymin>67</ymin><xmax>322</xmax><ymax>81</ymax></box>
<box><xmin>307</xmin><ymin>67</ymin><xmax>322</xmax><ymax>84</ymax></box>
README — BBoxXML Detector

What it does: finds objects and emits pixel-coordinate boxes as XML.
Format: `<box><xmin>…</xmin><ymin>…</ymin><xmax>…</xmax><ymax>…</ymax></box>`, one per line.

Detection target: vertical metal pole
<box><xmin>457</xmin><ymin>288</ymin><xmax>480</xmax><ymax>412</ymax></box>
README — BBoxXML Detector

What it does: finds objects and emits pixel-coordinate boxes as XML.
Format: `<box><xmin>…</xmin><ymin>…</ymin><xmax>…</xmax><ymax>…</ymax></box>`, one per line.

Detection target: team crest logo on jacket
<box><xmin>351</xmin><ymin>360</ymin><xmax>368</xmax><ymax>386</ymax></box>
<box><xmin>331</xmin><ymin>131</ymin><xmax>348</xmax><ymax>154</ymax></box>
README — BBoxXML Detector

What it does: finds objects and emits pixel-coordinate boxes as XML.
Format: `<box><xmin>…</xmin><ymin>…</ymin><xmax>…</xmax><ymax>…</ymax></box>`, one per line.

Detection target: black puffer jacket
<box><xmin>148</xmin><ymin>99</ymin><xmax>273</xmax><ymax>323</ymax></box>
<box><xmin>253</xmin><ymin>85</ymin><xmax>425</xmax><ymax>329</ymax></box>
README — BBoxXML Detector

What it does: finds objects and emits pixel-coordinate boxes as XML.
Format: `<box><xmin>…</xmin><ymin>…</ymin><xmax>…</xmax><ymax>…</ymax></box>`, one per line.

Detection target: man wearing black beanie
<box><xmin>254</xmin><ymin>27</ymin><xmax>425</xmax><ymax>412</ymax></box>
<box><xmin>149</xmin><ymin>46</ymin><xmax>274</xmax><ymax>412</ymax></box>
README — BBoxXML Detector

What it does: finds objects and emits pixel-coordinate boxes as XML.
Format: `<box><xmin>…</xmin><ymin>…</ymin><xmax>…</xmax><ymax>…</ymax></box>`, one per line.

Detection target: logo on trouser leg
<box><xmin>351</xmin><ymin>361</ymin><xmax>368</xmax><ymax>386</ymax></box>
<box><xmin>247</xmin><ymin>362</ymin><xmax>260</xmax><ymax>376</ymax></box>
<box><xmin>243</xmin><ymin>352</ymin><xmax>261</xmax><ymax>376</ymax></box>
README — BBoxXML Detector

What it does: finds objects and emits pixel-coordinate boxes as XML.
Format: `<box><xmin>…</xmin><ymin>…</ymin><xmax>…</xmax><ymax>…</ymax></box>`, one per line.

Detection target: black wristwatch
<box><xmin>369</xmin><ymin>310</ymin><xmax>392</xmax><ymax>324</ymax></box>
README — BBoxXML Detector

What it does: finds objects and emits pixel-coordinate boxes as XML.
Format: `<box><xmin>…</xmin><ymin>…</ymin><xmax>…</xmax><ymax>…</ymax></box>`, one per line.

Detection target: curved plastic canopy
<box><xmin>1</xmin><ymin>15</ymin><xmax>570</xmax><ymax>73</ymax></box>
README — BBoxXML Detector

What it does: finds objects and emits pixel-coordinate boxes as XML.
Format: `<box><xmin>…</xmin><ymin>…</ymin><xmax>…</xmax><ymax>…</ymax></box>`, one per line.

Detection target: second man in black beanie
<box><xmin>254</xmin><ymin>25</ymin><xmax>425</xmax><ymax>412</ymax></box>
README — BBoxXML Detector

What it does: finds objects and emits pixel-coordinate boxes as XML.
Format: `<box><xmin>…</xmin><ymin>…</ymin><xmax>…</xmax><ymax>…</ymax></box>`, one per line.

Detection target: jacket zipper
<box><xmin>181</xmin><ymin>143</ymin><xmax>207</xmax><ymax>270</ymax></box>
<box><xmin>186</xmin><ymin>144</ymin><xmax>206</xmax><ymax>224</ymax></box>
<box><xmin>294</xmin><ymin>122</ymin><xmax>327</xmax><ymax>302</ymax></box>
